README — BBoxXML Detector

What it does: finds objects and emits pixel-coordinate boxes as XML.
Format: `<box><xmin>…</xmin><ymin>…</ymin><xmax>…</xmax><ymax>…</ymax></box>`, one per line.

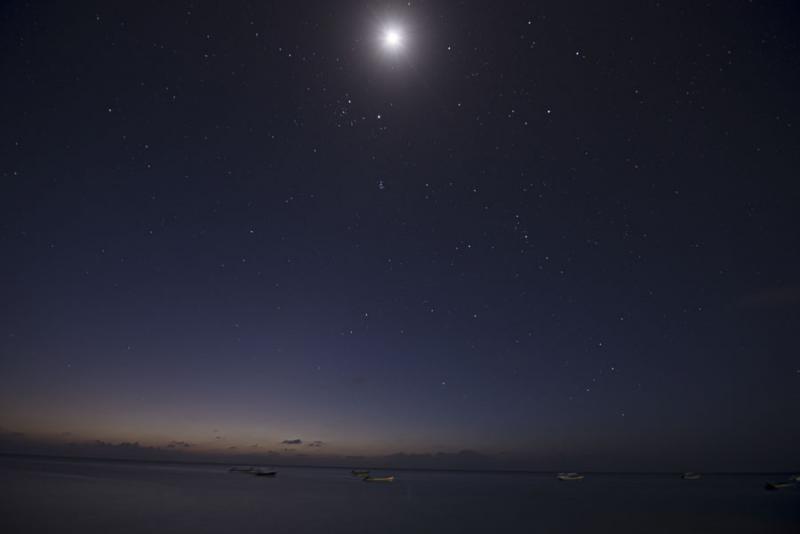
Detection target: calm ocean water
<box><xmin>0</xmin><ymin>456</ymin><xmax>797</xmax><ymax>533</ymax></box>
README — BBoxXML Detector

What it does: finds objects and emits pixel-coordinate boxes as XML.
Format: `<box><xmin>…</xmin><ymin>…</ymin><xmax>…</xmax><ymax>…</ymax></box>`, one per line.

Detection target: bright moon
<box><xmin>382</xmin><ymin>27</ymin><xmax>403</xmax><ymax>50</ymax></box>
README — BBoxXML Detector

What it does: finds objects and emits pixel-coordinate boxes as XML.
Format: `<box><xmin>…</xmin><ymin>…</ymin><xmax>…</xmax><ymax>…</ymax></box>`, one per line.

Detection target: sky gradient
<box><xmin>1</xmin><ymin>1</ymin><xmax>799</xmax><ymax>471</ymax></box>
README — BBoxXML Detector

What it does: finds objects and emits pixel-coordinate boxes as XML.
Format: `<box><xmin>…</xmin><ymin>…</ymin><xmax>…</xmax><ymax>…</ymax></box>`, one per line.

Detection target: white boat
<box><xmin>765</xmin><ymin>480</ymin><xmax>796</xmax><ymax>491</ymax></box>
<box><xmin>363</xmin><ymin>475</ymin><xmax>395</xmax><ymax>483</ymax></box>
<box><xmin>557</xmin><ymin>472</ymin><xmax>584</xmax><ymax>481</ymax></box>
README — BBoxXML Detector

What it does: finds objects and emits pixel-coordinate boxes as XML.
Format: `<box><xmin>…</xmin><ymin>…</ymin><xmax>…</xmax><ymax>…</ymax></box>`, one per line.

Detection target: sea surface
<box><xmin>0</xmin><ymin>455</ymin><xmax>797</xmax><ymax>533</ymax></box>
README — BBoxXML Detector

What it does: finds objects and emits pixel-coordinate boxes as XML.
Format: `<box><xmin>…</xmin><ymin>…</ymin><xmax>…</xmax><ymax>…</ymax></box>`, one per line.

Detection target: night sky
<box><xmin>1</xmin><ymin>1</ymin><xmax>799</xmax><ymax>471</ymax></box>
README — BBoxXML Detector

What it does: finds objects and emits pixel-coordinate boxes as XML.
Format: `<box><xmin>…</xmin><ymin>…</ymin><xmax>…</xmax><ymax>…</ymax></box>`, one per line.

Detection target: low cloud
<box><xmin>307</xmin><ymin>440</ymin><xmax>325</xmax><ymax>448</ymax></box>
<box><xmin>166</xmin><ymin>440</ymin><xmax>192</xmax><ymax>449</ymax></box>
<box><xmin>281</xmin><ymin>439</ymin><xmax>302</xmax><ymax>445</ymax></box>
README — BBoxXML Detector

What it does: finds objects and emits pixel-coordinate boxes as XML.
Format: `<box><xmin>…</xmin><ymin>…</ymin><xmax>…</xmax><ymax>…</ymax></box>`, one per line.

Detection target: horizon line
<box><xmin>2</xmin><ymin>452</ymin><xmax>796</xmax><ymax>477</ymax></box>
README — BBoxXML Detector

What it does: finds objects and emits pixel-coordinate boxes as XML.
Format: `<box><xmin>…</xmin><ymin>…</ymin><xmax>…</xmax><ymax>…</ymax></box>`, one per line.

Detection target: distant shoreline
<box><xmin>1</xmin><ymin>452</ymin><xmax>796</xmax><ymax>476</ymax></box>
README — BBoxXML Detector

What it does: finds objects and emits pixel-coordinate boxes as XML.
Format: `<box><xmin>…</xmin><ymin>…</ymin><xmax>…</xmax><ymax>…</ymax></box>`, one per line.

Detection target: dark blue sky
<box><xmin>1</xmin><ymin>1</ymin><xmax>799</xmax><ymax>470</ymax></box>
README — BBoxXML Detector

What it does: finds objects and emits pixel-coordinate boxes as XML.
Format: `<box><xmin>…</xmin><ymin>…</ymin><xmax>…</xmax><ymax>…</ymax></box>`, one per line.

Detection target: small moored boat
<box><xmin>557</xmin><ymin>472</ymin><xmax>584</xmax><ymax>481</ymax></box>
<box><xmin>363</xmin><ymin>475</ymin><xmax>395</xmax><ymax>483</ymax></box>
<box><xmin>681</xmin><ymin>472</ymin><xmax>701</xmax><ymax>480</ymax></box>
<box><xmin>765</xmin><ymin>480</ymin><xmax>796</xmax><ymax>491</ymax></box>
<box><xmin>252</xmin><ymin>468</ymin><xmax>277</xmax><ymax>477</ymax></box>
